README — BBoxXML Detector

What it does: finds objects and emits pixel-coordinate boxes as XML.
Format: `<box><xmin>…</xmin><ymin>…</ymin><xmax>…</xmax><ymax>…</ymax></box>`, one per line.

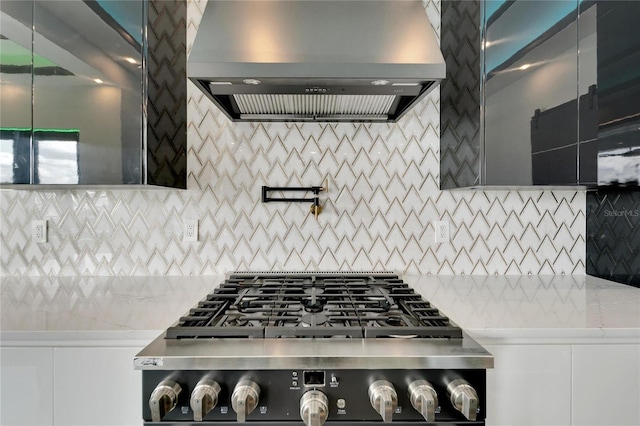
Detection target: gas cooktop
<box><xmin>166</xmin><ymin>272</ymin><xmax>462</xmax><ymax>339</ymax></box>
<box><xmin>136</xmin><ymin>272</ymin><xmax>493</xmax><ymax>425</ymax></box>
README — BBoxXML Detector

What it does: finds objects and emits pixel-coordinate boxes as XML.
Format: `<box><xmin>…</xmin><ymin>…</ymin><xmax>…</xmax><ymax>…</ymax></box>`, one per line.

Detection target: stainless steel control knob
<box><xmin>446</xmin><ymin>379</ymin><xmax>479</xmax><ymax>421</ymax></box>
<box><xmin>149</xmin><ymin>379</ymin><xmax>182</xmax><ymax>422</ymax></box>
<box><xmin>190</xmin><ymin>378</ymin><xmax>222</xmax><ymax>422</ymax></box>
<box><xmin>368</xmin><ymin>380</ymin><xmax>398</xmax><ymax>423</ymax></box>
<box><xmin>408</xmin><ymin>380</ymin><xmax>438</xmax><ymax>422</ymax></box>
<box><xmin>300</xmin><ymin>390</ymin><xmax>329</xmax><ymax>426</ymax></box>
<box><xmin>231</xmin><ymin>380</ymin><xmax>261</xmax><ymax>423</ymax></box>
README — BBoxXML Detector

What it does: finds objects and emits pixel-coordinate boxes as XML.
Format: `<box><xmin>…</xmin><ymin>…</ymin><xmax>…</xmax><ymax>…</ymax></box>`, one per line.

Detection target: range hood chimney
<box><xmin>188</xmin><ymin>0</ymin><xmax>445</xmax><ymax>123</ymax></box>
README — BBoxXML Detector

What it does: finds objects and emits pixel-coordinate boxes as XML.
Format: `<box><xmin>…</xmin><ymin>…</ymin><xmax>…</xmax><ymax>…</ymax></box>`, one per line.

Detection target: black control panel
<box><xmin>142</xmin><ymin>368</ymin><xmax>486</xmax><ymax>425</ymax></box>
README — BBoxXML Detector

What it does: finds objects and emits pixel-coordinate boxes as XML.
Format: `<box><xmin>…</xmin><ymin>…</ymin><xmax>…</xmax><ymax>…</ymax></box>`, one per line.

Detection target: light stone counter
<box><xmin>0</xmin><ymin>275</ymin><xmax>220</xmax><ymax>346</ymax></box>
<box><xmin>1</xmin><ymin>274</ymin><xmax>638</xmax><ymax>345</ymax></box>
<box><xmin>405</xmin><ymin>274</ymin><xmax>640</xmax><ymax>344</ymax></box>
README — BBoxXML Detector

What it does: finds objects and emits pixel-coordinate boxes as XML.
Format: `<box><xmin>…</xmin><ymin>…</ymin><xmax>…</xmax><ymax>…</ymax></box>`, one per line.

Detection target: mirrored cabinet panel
<box><xmin>0</xmin><ymin>1</ymin><xmax>33</xmax><ymax>184</ymax></box>
<box><xmin>441</xmin><ymin>0</ymin><xmax>639</xmax><ymax>188</ymax></box>
<box><xmin>591</xmin><ymin>1</ymin><xmax>640</xmax><ymax>187</ymax></box>
<box><xmin>483</xmin><ymin>0</ymin><xmax>580</xmax><ymax>186</ymax></box>
<box><xmin>0</xmin><ymin>0</ymin><xmax>186</xmax><ymax>188</ymax></box>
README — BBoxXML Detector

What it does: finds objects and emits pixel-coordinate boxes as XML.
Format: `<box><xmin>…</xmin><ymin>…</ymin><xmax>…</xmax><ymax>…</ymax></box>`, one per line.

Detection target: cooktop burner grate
<box><xmin>166</xmin><ymin>273</ymin><xmax>462</xmax><ymax>339</ymax></box>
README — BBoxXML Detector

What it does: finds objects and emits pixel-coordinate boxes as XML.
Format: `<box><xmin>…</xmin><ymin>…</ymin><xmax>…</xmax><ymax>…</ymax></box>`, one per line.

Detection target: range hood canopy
<box><xmin>188</xmin><ymin>0</ymin><xmax>446</xmax><ymax>122</ymax></box>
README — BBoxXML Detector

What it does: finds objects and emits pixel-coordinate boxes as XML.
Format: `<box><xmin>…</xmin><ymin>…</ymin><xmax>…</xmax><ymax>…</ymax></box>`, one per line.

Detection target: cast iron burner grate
<box><xmin>166</xmin><ymin>273</ymin><xmax>462</xmax><ymax>339</ymax></box>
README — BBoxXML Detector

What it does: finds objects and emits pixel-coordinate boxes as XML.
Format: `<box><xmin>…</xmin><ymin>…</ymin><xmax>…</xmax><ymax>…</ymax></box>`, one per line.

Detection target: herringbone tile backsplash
<box><xmin>0</xmin><ymin>0</ymin><xmax>586</xmax><ymax>277</ymax></box>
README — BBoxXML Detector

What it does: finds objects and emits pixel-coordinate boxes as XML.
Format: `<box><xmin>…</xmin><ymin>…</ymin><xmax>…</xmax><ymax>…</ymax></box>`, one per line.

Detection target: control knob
<box><xmin>300</xmin><ymin>390</ymin><xmax>329</xmax><ymax>426</ymax></box>
<box><xmin>190</xmin><ymin>378</ymin><xmax>221</xmax><ymax>422</ymax></box>
<box><xmin>368</xmin><ymin>380</ymin><xmax>397</xmax><ymax>423</ymax></box>
<box><xmin>149</xmin><ymin>378</ymin><xmax>182</xmax><ymax>422</ymax></box>
<box><xmin>231</xmin><ymin>380</ymin><xmax>261</xmax><ymax>422</ymax></box>
<box><xmin>408</xmin><ymin>380</ymin><xmax>438</xmax><ymax>422</ymax></box>
<box><xmin>446</xmin><ymin>379</ymin><xmax>479</xmax><ymax>421</ymax></box>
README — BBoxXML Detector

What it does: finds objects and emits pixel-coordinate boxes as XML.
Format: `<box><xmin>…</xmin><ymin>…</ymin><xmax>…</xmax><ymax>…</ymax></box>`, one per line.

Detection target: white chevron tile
<box><xmin>0</xmin><ymin>0</ymin><xmax>586</xmax><ymax>277</ymax></box>
<box><xmin>486</xmin><ymin>249</ymin><xmax>508</xmax><ymax>275</ymax></box>
<box><xmin>468</xmin><ymin>229</ymin><xmax>491</xmax><ymax>256</ymax></box>
<box><xmin>519</xmin><ymin>248</ymin><xmax>542</xmax><ymax>275</ymax></box>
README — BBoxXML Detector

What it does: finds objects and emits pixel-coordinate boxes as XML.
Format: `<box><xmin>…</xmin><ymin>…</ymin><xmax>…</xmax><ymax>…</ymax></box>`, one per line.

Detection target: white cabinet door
<box><xmin>484</xmin><ymin>344</ymin><xmax>572</xmax><ymax>426</ymax></box>
<box><xmin>53</xmin><ymin>347</ymin><xmax>142</xmax><ymax>426</ymax></box>
<box><xmin>572</xmin><ymin>344</ymin><xmax>640</xmax><ymax>426</ymax></box>
<box><xmin>0</xmin><ymin>347</ymin><xmax>54</xmax><ymax>426</ymax></box>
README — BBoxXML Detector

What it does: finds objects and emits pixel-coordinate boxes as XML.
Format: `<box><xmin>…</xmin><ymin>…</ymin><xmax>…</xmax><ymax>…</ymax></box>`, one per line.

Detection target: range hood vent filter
<box><xmin>188</xmin><ymin>0</ymin><xmax>446</xmax><ymax>122</ymax></box>
<box><xmin>234</xmin><ymin>94</ymin><xmax>396</xmax><ymax>120</ymax></box>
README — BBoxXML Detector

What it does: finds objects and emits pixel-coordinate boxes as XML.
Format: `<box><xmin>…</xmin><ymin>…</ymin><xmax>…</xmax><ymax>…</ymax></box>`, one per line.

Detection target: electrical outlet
<box><xmin>434</xmin><ymin>220</ymin><xmax>449</xmax><ymax>243</ymax></box>
<box><xmin>33</xmin><ymin>220</ymin><xmax>47</xmax><ymax>243</ymax></box>
<box><xmin>183</xmin><ymin>219</ymin><xmax>198</xmax><ymax>242</ymax></box>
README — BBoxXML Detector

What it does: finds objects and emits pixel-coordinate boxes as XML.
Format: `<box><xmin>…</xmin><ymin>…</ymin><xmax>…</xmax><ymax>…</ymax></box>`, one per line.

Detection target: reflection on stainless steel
<box><xmin>190</xmin><ymin>377</ymin><xmax>221</xmax><ymax>422</ymax></box>
<box><xmin>231</xmin><ymin>380</ymin><xmax>260</xmax><ymax>423</ymax></box>
<box><xmin>135</xmin><ymin>335</ymin><xmax>493</xmax><ymax>371</ymax></box>
<box><xmin>300</xmin><ymin>390</ymin><xmax>329</xmax><ymax>426</ymax></box>
<box><xmin>149</xmin><ymin>378</ymin><xmax>182</xmax><ymax>422</ymax></box>
<box><xmin>446</xmin><ymin>378</ymin><xmax>479</xmax><ymax>422</ymax></box>
<box><xmin>368</xmin><ymin>380</ymin><xmax>398</xmax><ymax>423</ymax></box>
<box><xmin>408</xmin><ymin>379</ymin><xmax>438</xmax><ymax>422</ymax></box>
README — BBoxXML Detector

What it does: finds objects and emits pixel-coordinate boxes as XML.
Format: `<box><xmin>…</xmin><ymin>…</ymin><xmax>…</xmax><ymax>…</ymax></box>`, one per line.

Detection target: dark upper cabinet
<box><xmin>594</xmin><ymin>1</ymin><xmax>640</xmax><ymax>187</ymax></box>
<box><xmin>0</xmin><ymin>0</ymin><xmax>186</xmax><ymax>188</ymax></box>
<box><xmin>441</xmin><ymin>0</ymin><xmax>639</xmax><ymax>189</ymax></box>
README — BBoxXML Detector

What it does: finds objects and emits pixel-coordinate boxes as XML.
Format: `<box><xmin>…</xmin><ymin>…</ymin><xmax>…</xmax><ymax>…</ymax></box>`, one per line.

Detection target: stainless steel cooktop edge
<box><xmin>135</xmin><ymin>333</ymin><xmax>493</xmax><ymax>371</ymax></box>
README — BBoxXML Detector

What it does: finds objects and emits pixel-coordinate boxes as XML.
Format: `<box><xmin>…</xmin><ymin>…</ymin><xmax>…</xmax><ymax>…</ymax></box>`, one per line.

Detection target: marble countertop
<box><xmin>405</xmin><ymin>275</ymin><xmax>640</xmax><ymax>344</ymax></box>
<box><xmin>0</xmin><ymin>276</ymin><xmax>217</xmax><ymax>346</ymax></box>
<box><xmin>1</xmin><ymin>275</ymin><xmax>638</xmax><ymax>345</ymax></box>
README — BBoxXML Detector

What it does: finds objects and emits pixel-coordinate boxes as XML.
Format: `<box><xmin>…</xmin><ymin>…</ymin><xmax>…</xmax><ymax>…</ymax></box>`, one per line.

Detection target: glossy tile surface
<box><xmin>0</xmin><ymin>0</ymin><xmax>585</xmax><ymax>276</ymax></box>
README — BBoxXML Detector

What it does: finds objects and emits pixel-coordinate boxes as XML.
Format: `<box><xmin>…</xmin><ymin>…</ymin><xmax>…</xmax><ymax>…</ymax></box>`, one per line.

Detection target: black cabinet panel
<box><xmin>587</xmin><ymin>190</ymin><xmax>640</xmax><ymax>287</ymax></box>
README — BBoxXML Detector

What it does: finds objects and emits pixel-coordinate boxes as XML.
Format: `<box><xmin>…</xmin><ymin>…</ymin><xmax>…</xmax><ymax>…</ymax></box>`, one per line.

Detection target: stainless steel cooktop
<box><xmin>135</xmin><ymin>272</ymin><xmax>493</xmax><ymax>425</ymax></box>
<box><xmin>165</xmin><ymin>272</ymin><xmax>462</xmax><ymax>339</ymax></box>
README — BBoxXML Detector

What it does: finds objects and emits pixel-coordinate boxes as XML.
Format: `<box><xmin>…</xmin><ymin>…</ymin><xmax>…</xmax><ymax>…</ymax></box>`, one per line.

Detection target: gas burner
<box><xmin>388</xmin><ymin>334</ymin><xmax>418</xmax><ymax>339</ymax></box>
<box><xmin>382</xmin><ymin>315</ymin><xmax>404</xmax><ymax>327</ymax></box>
<box><xmin>363</xmin><ymin>296</ymin><xmax>392</xmax><ymax>312</ymax></box>
<box><xmin>302</xmin><ymin>297</ymin><xmax>326</xmax><ymax>313</ymax></box>
<box><xmin>236</xmin><ymin>297</ymin><xmax>260</xmax><ymax>312</ymax></box>
<box><xmin>301</xmin><ymin>313</ymin><xmax>328</xmax><ymax>326</ymax></box>
<box><xmin>225</xmin><ymin>313</ymin><xmax>249</xmax><ymax>327</ymax></box>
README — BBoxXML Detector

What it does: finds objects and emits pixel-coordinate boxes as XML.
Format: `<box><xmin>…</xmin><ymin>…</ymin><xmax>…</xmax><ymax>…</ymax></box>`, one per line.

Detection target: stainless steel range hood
<box><xmin>188</xmin><ymin>0</ymin><xmax>445</xmax><ymax>122</ymax></box>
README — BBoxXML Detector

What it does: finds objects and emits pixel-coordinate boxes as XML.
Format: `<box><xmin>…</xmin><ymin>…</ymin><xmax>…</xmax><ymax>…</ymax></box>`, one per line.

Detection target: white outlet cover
<box><xmin>32</xmin><ymin>220</ymin><xmax>47</xmax><ymax>243</ymax></box>
<box><xmin>183</xmin><ymin>219</ymin><xmax>198</xmax><ymax>242</ymax></box>
<box><xmin>434</xmin><ymin>220</ymin><xmax>449</xmax><ymax>243</ymax></box>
